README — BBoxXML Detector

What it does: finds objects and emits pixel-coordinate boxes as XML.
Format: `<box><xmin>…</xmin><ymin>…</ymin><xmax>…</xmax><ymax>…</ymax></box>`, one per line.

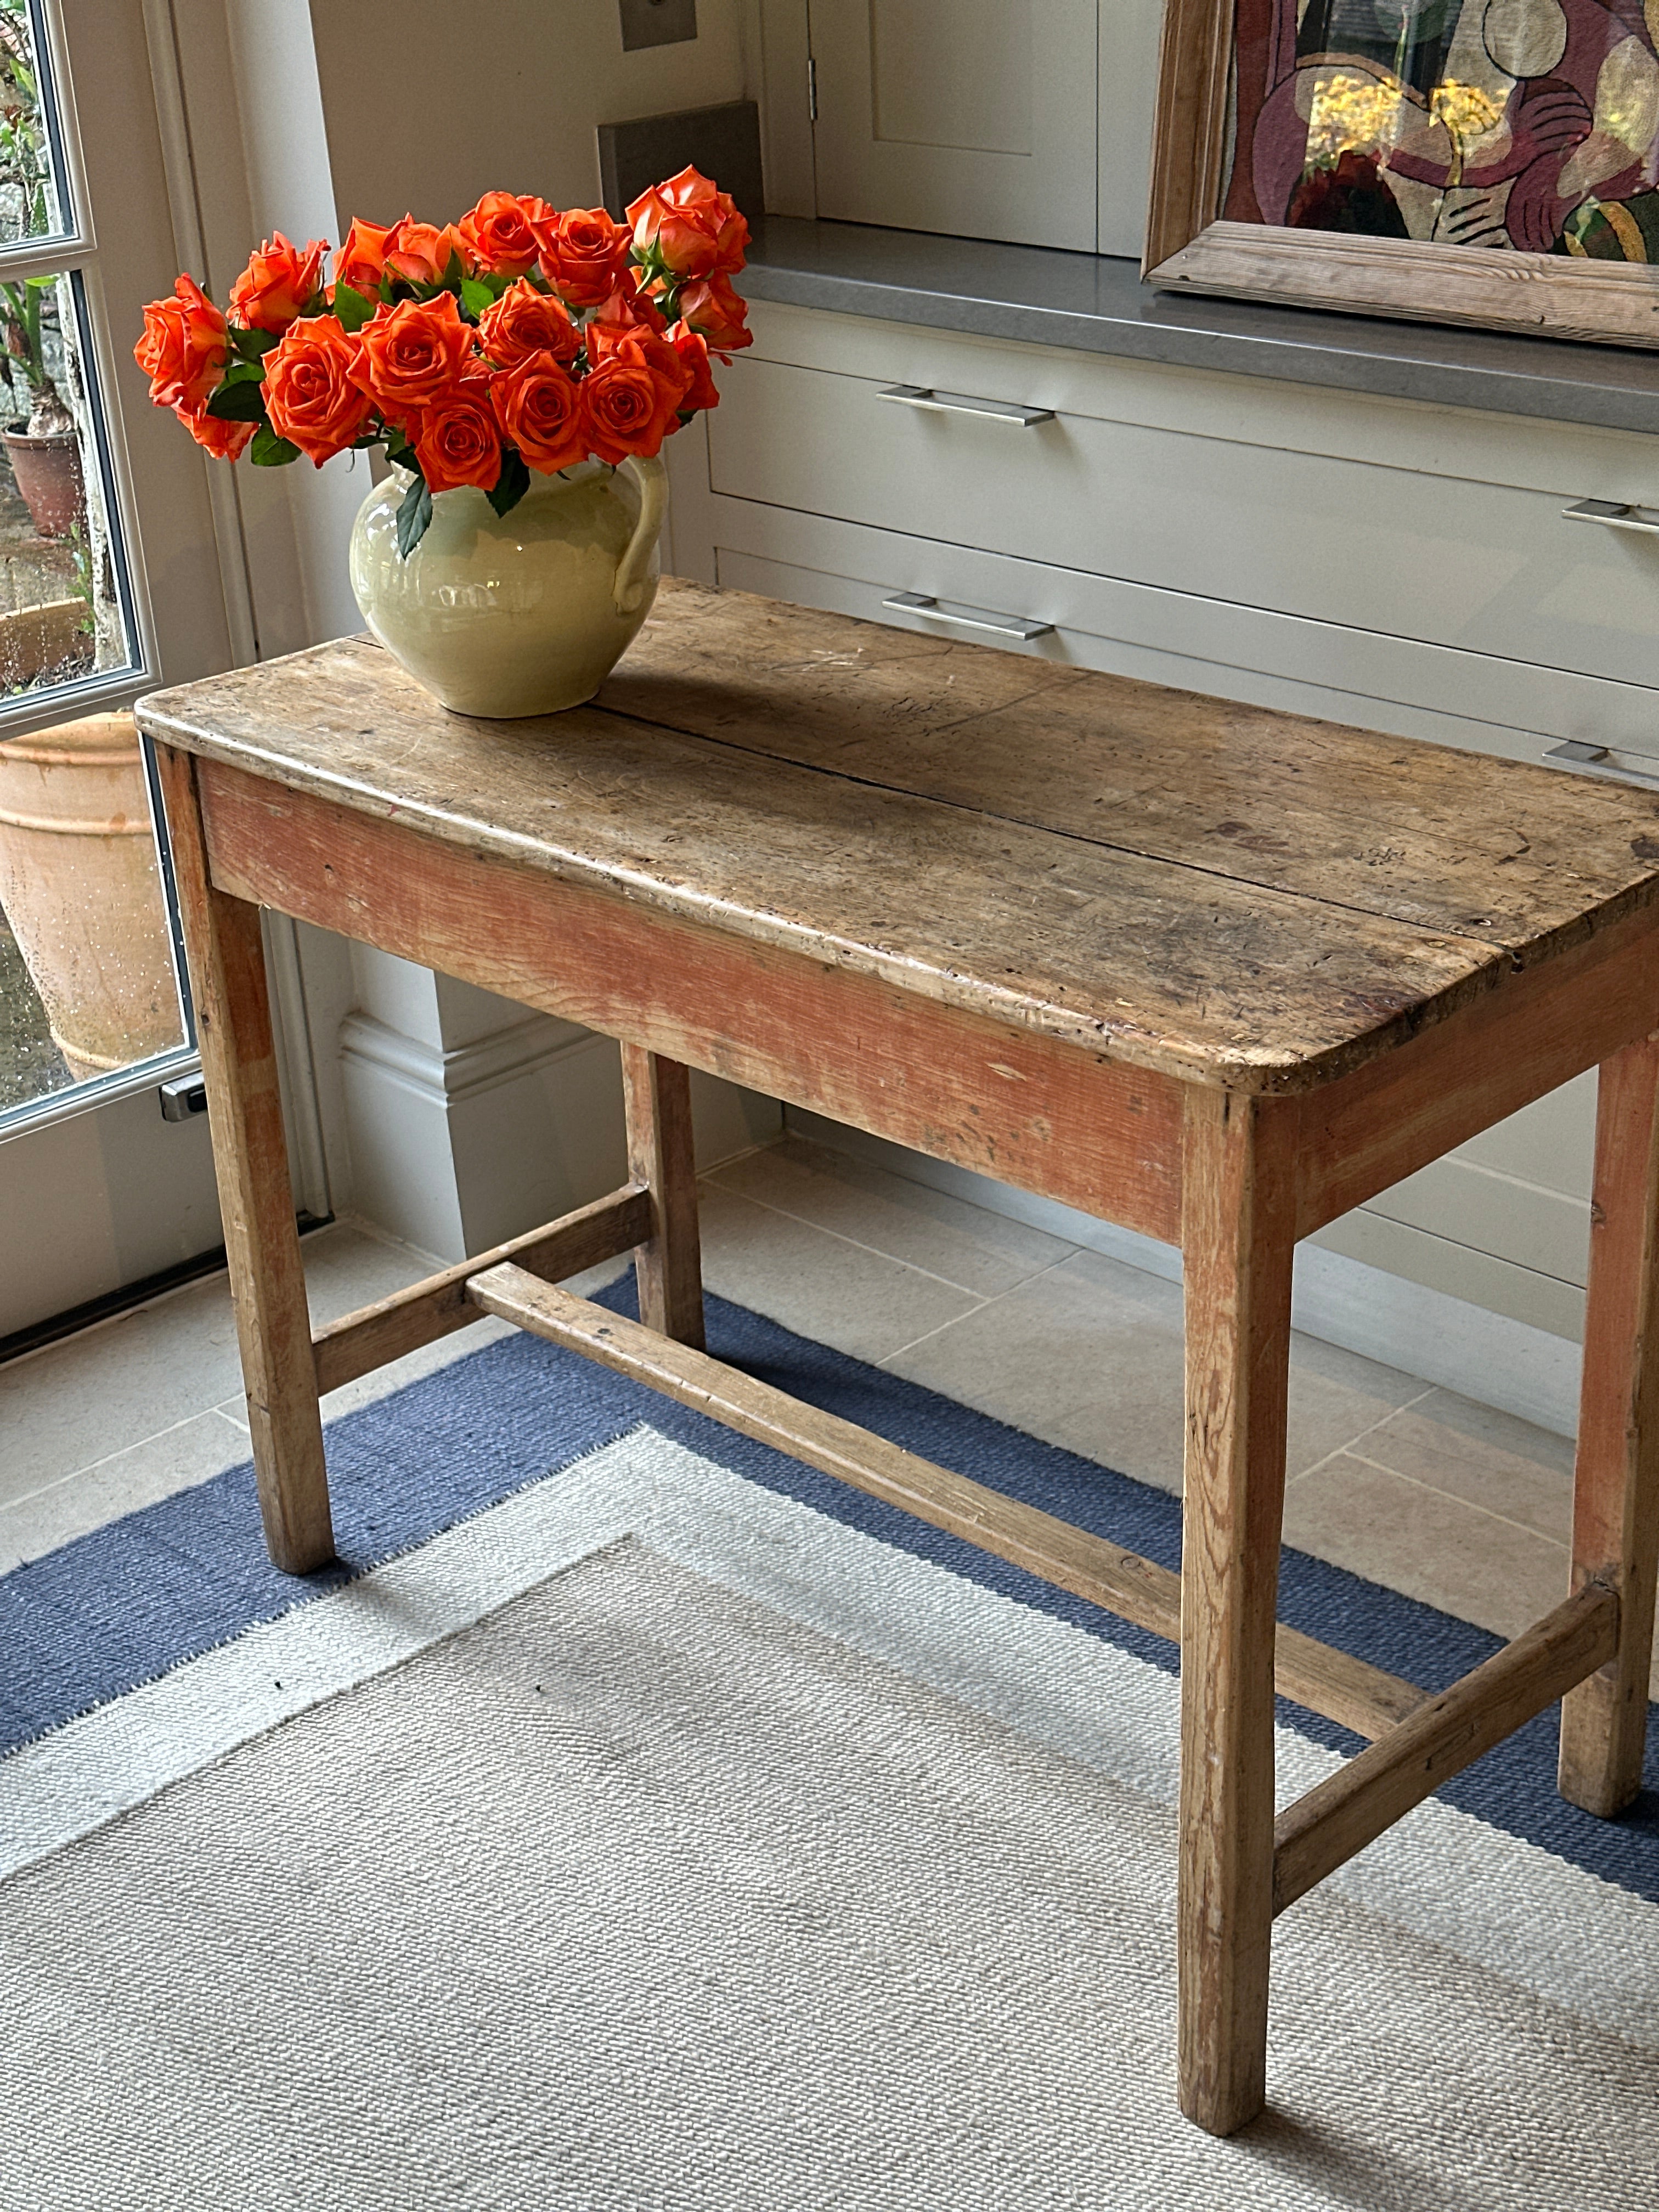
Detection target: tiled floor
<box><xmin>4</xmin><ymin>1130</ymin><xmax>1641</xmax><ymax>1691</ymax></box>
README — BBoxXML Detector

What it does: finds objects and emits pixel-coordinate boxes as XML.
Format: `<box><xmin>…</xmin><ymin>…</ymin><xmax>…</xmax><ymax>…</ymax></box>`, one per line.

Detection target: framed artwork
<box><xmin>1144</xmin><ymin>0</ymin><xmax>1659</xmax><ymax>346</ymax></box>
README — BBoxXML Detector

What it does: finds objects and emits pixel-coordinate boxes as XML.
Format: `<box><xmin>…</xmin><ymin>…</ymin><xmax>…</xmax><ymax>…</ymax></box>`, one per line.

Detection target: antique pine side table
<box><xmin>138</xmin><ymin>580</ymin><xmax>1659</xmax><ymax>2137</ymax></box>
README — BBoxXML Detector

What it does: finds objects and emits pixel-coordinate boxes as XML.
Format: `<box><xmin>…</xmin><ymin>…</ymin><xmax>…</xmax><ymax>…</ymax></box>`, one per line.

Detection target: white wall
<box><xmin>309</xmin><ymin>0</ymin><xmax>749</xmax><ymax>228</ymax></box>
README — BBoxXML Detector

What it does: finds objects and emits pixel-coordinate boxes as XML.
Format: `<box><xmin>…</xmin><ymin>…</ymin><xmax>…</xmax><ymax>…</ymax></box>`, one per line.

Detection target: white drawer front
<box><xmin>708</xmin><ymin>356</ymin><xmax>1659</xmax><ymax>705</ymax></box>
<box><xmin>697</xmin><ymin>476</ymin><xmax>1659</xmax><ymax>759</ymax></box>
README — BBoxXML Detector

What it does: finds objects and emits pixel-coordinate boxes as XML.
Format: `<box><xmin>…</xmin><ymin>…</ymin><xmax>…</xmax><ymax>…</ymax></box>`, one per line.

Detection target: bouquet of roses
<box><xmin>134</xmin><ymin>168</ymin><xmax>751</xmax><ymax>557</ymax></box>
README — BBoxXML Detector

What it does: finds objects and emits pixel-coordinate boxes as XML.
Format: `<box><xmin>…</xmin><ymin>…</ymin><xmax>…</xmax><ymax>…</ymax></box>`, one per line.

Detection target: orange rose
<box><xmin>476</xmin><ymin>280</ymin><xmax>578</xmax><ymax>371</ymax></box>
<box><xmin>173</xmin><ymin>399</ymin><xmax>255</xmax><ymax>461</ymax></box>
<box><xmin>675</xmin><ymin>270</ymin><xmax>751</xmax><ymax>358</ymax></box>
<box><xmin>579</xmin><ymin>345</ymin><xmax>681</xmax><ymax>464</ymax></box>
<box><xmin>134</xmin><ymin>274</ymin><xmax>228</xmax><ymax>411</ymax></box>
<box><xmin>584</xmin><ymin>309</ymin><xmax>691</xmax><ymax>418</ymax></box>
<box><xmin>489</xmin><ymin>351</ymin><xmax>585</xmax><ymax>474</ymax></box>
<box><xmin>667</xmin><ymin>322</ymin><xmax>719</xmax><ymax>414</ymax></box>
<box><xmin>333</xmin><ymin>216</ymin><xmax>393</xmax><ymax>297</ymax></box>
<box><xmin>263</xmin><ymin>315</ymin><xmax>374</xmax><ymax>465</ymax></box>
<box><xmin>626</xmin><ymin>165</ymin><xmax>748</xmax><ymax>280</ymax></box>
<box><xmin>353</xmin><ymin>292</ymin><xmax>474</xmax><ymax>422</ymax></box>
<box><xmin>382</xmin><ymin>216</ymin><xmax>467</xmax><ymax>287</ymax></box>
<box><xmin>228</xmin><ymin>232</ymin><xmax>326</xmax><ymax>334</ymax></box>
<box><xmin>533</xmin><ymin>205</ymin><xmax>633</xmax><ymax>308</ymax></box>
<box><xmin>413</xmin><ymin>385</ymin><xmax>501</xmax><ymax>494</ymax></box>
<box><xmin>458</xmin><ymin>191</ymin><xmax>549</xmax><ymax>276</ymax></box>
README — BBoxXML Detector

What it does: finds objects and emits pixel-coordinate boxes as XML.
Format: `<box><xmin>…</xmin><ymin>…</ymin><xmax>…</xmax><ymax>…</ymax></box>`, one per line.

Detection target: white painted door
<box><xmin>0</xmin><ymin>1</ymin><xmax>286</xmax><ymax>1346</ymax></box>
<box><xmin>806</xmin><ymin>0</ymin><xmax>1100</xmax><ymax>251</ymax></box>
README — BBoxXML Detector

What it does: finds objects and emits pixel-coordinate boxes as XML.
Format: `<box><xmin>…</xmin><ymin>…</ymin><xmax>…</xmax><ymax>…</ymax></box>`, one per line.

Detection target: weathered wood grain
<box><xmin>154</xmin><ymin>744</ymin><xmax>334</xmax><ymax>1573</ymax></box>
<box><xmin>1141</xmin><ymin>0</ymin><xmax>1234</xmax><ymax>272</ymax></box>
<box><xmin>190</xmin><ymin>758</ymin><xmax>1188</xmax><ymax>1241</ymax></box>
<box><xmin>1277</xmin><ymin>1585</ymin><xmax>1619</xmax><ymax>1912</ymax></box>
<box><xmin>1290</xmin><ymin>898</ymin><xmax>1659</xmax><ymax>1237</ymax></box>
<box><xmin>139</xmin><ymin>628</ymin><xmax>1581</xmax><ymax>1096</ymax></box>
<box><xmin>1177</xmin><ymin>1088</ymin><xmax>1298</xmax><ymax>2136</ymax></box>
<box><xmin>468</xmin><ymin>1261</ymin><xmax>1426</xmax><ymax>1739</ymax></box>
<box><xmin>600</xmin><ymin>585</ymin><xmax>1659</xmax><ymax>963</ymax></box>
<box><xmin>1152</xmin><ymin>220</ymin><xmax>1659</xmax><ymax>354</ymax></box>
<box><xmin>312</xmin><ymin>1183</ymin><xmax>651</xmax><ymax>1396</ymax></box>
<box><xmin>1559</xmin><ymin>1038</ymin><xmax>1659</xmax><ymax>1816</ymax></box>
<box><xmin>621</xmin><ymin>1047</ymin><xmax>704</xmax><ymax>1348</ymax></box>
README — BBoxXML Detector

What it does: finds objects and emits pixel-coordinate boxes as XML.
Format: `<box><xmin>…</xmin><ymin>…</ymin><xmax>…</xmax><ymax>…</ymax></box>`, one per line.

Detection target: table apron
<box><xmin>194</xmin><ymin>757</ymin><xmax>1185</xmax><ymax>1244</ymax></box>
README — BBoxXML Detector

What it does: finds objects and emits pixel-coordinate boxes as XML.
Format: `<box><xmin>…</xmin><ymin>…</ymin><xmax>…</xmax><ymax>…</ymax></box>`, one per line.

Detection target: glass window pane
<box><xmin>0</xmin><ymin>269</ymin><xmax>132</xmax><ymax>699</ymax></box>
<box><xmin>0</xmin><ymin>3</ymin><xmax>64</xmax><ymax>245</ymax></box>
<box><xmin>0</xmin><ymin>715</ymin><xmax>186</xmax><ymax>1113</ymax></box>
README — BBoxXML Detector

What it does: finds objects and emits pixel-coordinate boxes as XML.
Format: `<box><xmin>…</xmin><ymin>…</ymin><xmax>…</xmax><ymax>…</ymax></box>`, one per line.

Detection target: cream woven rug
<box><xmin>2</xmin><ymin>1427</ymin><xmax>1655</xmax><ymax>2210</ymax></box>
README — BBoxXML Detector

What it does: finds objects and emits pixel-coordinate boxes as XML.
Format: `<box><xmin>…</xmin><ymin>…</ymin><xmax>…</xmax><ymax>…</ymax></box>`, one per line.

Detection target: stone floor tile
<box><xmin>1352</xmin><ymin>1389</ymin><xmax>1576</xmax><ymax>1544</ymax></box>
<box><xmin>709</xmin><ymin>1136</ymin><xmax>1076</xmax><ymax>1297</ymax></box>
<box><xmin>697</xmin><ymin>1182</ymin><xmax>981</xmax><ymax>1366</ymax></box>
<box><xmin>1283</xmin><ymin>1451</ymin><xmax>1572</xmax><ymax>1648</ymax></box>
<box><xmin>0</xmin><ymin>1407</ymin><xmax>250</xmax><ymax>1572</ymax></box>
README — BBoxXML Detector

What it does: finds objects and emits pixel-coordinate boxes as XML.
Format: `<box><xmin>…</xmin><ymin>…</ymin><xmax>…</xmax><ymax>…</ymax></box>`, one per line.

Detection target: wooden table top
<box><xmin>137</xmin><ymin>578</ymin><xmax>1659</xmax><ymax>1094</ymax></box>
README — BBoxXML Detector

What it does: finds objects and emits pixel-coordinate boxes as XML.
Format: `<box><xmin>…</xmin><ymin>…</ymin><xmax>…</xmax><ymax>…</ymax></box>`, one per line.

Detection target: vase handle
<box><xmin>613</xmin><ymin>453</ymin><xmax>667</xmax><ymax>616</ymax></box>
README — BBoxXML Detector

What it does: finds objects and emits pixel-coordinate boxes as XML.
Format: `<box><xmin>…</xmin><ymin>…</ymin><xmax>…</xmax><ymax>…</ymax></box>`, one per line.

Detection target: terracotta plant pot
<box><xmin>0</xmin><ymin>712</ymin><xmax>184</xmax><ymax>1082</ymax></box>
<box><xmin>349</xmin><ymin>454</ymin><xmax>667</xmax><ymax>717</ymax></box>
<box><xmin>3</xmin><ymin>426</ymin><xmax>84</xmax><ymax>540</ymax></box>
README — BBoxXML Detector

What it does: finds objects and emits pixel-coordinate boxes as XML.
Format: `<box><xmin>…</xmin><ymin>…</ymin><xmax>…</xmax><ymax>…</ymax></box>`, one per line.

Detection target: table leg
<box><xmin>620</xmin><ymin>1043</ymin><xmax>705</xmax><ymax>1349</ymax></box>
<box><xmin>1178</xmin><ymin>1090</ymin><xmax>1296</xmax><ymax>2135</ymax></box>
<box><xmin>1559</xmin><ymin>1035</ymin><xmax>1659</xmax><ymax>1818</ymax></box>
<box><xmin>155</xmin><ymin>746</ymin><xmax>334</xmax><ymax>1575</ymax></box>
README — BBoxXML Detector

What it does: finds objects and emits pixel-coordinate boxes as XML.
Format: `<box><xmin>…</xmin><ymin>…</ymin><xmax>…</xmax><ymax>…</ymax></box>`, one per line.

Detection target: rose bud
<box><xmin>674</xmin><ymin>270</ymin><xmax>751</xmax><ymax>358</ymax></box>
<box><xmin>333</xmin><ymin>217</ymin><xmax>393</xmax><ymax>298</ymax></box>
<box><xmin>229</xmin><ymin>232</ymin><xmax>327</xmax><ymax>334</ymax></box>
<box><xmin>382</xmin><ymin>216</ymin><xmax>469</xmax><ymax>287</ymax></box>
<box><xmin>627</xmin><ymin>166</ymin><xmax>749</xmax><ymax>281</ymax></box>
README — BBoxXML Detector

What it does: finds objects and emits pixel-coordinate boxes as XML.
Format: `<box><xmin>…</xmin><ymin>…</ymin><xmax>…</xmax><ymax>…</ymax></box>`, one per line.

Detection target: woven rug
<box><xmin>3</xmin><ymin>1286</ymin><xmax>1656</xmax><ymax>2208</ymax></box>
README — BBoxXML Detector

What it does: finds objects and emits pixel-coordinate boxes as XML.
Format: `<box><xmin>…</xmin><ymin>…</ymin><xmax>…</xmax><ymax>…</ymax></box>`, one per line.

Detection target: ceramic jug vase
<box><xmin>348</xmin><ymin>453</ymin><xmax>666</xmax><ymax>719</ymax></box>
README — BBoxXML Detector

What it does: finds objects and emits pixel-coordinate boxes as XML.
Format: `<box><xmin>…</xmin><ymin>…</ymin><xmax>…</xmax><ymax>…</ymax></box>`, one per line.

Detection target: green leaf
<box><xmin>331</xmin><ymin>281</ymin><xmax>376</xmax><ymax>334</ymax></box>
<box><xmin>460</xmin><ymin>276</ymin><xmax>494</xmax><ymax>321</ymax></box>
<box><xmin>228</xmin><ymin>324</ymin><xmax>279</xmax><ymax>362</ymax></box>
<box><xmin>395</xmin><ymin>470</ymin><xmax>433</xmax><ymax>559</ymax></box>
<box><xmin>441</xmin><ymin>249</ymin><xmax>465</xmax><ymax>292</ymax></box>
<box><xmin>206</xmin><ymin>378</ymin><xmax>269</xmax><ymax>422</ymax></box>
<box><xmin>486</xmin><ymin>448</ymin><xmax>530</xmax><ymax>518</ymax></box>
<box><xmin>221</xmin><ymin>359</ymin><xmax>265</xmax><ymax>386</ymax></box>
<box><xmin>249</xmin><ymin>422</ymin><xmax>299</xmax><ymax>466</ymax></box>
<box><xmin>383</xmin><ymin>430</ymin><xmax>417</xmax><ymax>472</ymax></box>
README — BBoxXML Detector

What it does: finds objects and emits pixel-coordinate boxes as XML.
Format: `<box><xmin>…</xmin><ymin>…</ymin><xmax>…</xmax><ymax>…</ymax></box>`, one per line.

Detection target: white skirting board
<box><xmin>785</xmin><ymin>1109</ymin><xmax>1584</xmax><ymax>1441</ymax></box>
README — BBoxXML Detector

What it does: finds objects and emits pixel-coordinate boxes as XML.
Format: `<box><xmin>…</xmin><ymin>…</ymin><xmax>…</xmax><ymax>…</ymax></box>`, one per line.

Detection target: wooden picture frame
<box><xmin>1144</xmin><ymin>0</ymin><xmax>1659</xmax><ymax>350</ymax></box>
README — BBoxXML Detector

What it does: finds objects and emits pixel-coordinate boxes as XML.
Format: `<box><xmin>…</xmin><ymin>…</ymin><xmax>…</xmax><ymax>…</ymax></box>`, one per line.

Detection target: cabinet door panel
<box><xmin>809</xmin><ymin>0</ymin><xmax>1098</xmax><ymax>250</ymax></box>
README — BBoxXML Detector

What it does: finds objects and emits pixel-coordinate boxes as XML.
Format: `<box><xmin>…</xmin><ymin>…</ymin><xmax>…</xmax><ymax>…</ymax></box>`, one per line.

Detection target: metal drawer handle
<box><xmin>879</xmin><ymin>383</ymin><xmax>1054</xmax><ymax>428</ymax></box>
<box><xmin>882</xmin><ymin>591</ymin><xmax>1054</xmax><ymax>641</ymax></box>
<box><xmin>1563</xmin><ymin>497</ymin><xmax>1659</xmax><ymax>535</ymax></box>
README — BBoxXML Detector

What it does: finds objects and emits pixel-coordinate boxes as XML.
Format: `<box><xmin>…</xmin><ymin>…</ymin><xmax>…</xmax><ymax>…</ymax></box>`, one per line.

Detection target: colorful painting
<box><xmin>1227</xmin><ymin>0</ymin><xmax>1659</xmax><ymax>260</ymax></box>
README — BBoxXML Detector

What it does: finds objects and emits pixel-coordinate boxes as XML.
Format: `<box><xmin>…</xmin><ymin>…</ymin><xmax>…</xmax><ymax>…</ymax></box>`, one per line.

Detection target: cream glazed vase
<box><xmin>348</xmin><ymin>453</ymin><xmax>667</xmax><ymax>718</ymax></box>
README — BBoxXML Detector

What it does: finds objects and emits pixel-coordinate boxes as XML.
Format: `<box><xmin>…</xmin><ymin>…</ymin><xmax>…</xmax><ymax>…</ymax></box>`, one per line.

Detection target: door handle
<box><xmin>882</xmin><ymin>591</ymin><xmax>1054</xmax><ymax>641</ymax></box>
<box><xmin>879</xmin><ymin>384</ymin><xmax>1054</xmax><ymax>428</ymax></box>
<box><xmin>1562</xmin><ymin>498</ymin><xmax>1659</xmax><ymax>536</ymax></box>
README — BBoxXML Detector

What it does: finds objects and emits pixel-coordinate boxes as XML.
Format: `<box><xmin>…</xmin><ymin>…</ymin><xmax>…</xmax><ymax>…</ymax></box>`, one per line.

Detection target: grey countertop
<box><xmin>739</xmin><ymin>217</ymin><xmax>1659</xmax><ymax>438</ymax></box>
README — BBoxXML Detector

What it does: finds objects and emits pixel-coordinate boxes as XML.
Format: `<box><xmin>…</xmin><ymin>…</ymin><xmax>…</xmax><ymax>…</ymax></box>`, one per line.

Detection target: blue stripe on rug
<box><xmin>3</xmin><ymin>1276</ymin><xmax>1654</xmax><ymax>1899</ymax></box>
